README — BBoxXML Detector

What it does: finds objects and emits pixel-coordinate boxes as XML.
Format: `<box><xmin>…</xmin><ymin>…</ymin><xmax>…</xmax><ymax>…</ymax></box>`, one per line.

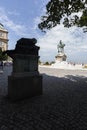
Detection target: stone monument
<box><xmin>4</xmin><ymin>38</ymin><xmax>42</xmax><ymax>101</ymax></box>
<box><xmin>51</xmin><ymin>40</ymin><xmax>67</xmax><ymax>68</ymax></box>
<box><xmin>55</xmin><ymin>40</ymin><xmax>67</xmax><ymax>62</ymax></box>
<box><xmin>51</xmin><ymin>40</ymin><xmax>83</xmax><ymax>70</ymax></box>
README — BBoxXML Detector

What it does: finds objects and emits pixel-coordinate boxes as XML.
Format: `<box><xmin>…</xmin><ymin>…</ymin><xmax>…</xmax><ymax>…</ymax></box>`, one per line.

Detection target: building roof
<box><xmin>0</xmin><ymin>23</ymin><xmax>8</xmax><ymax>32</ymax></box>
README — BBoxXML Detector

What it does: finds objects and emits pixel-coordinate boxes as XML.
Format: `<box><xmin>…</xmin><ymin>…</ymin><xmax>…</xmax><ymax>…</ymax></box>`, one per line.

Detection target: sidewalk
<box><xmin>0</xmin><ymin>70</ymin><xmax>3</xmax><ymax>74</ymax></box>
<box><xmin>0</xmin><ymin>66</ymin><xmax>87</xmax><ymax>129</ymax></box>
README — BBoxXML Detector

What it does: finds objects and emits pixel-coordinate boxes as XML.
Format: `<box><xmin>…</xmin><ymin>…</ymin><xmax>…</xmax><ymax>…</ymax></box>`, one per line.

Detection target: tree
<box><xmin>38</xmin><ymin>0</ymin><xmax>87</xmax><ymax>32</ymax></box>
<box><xmin>44</xmin><ymin>61</ymin><xmax>50</xmax><ymax>65</ymax></box>
<box><xmin>38</xmin><ymin>59</ymin><xmax>42</xmax><ymax>65</ymax></box>
<box><xmin>0</xmin><ymin>48</ymin><xmax>8</xmax><ymax>61</ymax></box>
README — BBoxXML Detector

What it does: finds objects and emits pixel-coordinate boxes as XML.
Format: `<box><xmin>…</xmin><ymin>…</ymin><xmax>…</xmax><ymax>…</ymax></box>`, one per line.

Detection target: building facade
<box><xmin>0</xmin><ymin>23</ymin><xmax>8</xmax><ymax>51</ymax></box>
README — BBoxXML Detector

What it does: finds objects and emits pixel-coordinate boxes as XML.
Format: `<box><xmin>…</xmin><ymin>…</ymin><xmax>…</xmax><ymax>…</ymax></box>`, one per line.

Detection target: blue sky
<box><xmin>0</xmin><ymin>0</ymin><xmax>87</xmax><ymax>64</ymax></box>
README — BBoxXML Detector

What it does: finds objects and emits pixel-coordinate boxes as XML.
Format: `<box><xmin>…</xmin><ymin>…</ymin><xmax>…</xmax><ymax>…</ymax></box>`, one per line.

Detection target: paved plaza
<box><xmin>0</xmin><ymin>66</ymin><xmax>87</xmax><ymax>129</ymax></box>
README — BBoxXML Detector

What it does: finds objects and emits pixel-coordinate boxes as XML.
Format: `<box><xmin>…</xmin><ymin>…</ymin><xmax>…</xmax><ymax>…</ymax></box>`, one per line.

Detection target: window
<box><xmin>0</xmin><ymin>32</ymin><xmax>3</xmax><ymax>37</ymax></box>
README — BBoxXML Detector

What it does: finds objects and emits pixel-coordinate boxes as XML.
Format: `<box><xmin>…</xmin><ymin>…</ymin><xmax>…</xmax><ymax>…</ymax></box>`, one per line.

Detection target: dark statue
<box><xmin>3</xmin><ymin>38</ymin><xmax>39</xmax><ymax>58</ymax></box>
<box><xmin>57</xmin><ymin>40</ymin><xmax>65</xmax><ymax>53</ymax></box>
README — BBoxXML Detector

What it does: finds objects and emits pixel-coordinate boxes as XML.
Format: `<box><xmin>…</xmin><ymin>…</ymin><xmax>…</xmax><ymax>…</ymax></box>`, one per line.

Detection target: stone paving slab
<box><xmin>0</xmin><ymin>66</ymin><xmax>87</xmax><ymax>129</ymax></box>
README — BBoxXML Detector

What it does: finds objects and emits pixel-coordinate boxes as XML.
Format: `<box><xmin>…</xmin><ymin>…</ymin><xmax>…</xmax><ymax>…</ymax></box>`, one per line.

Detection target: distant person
<box><xmin>0</xmin><ymin>61</ymin><xmax>4</xmax><ymax>70</ymax></box>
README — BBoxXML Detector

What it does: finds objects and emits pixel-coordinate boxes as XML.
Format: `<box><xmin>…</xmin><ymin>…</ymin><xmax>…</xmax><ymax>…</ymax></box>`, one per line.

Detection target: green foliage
<box><xmin>38</xmin><ymin>59</ymin><xmax>41</xmax><ymax>65</ymax></box>
<box><xmin>0</xmin><ymin>49</ymin><xmax>8</xmax><ymax>61</ymax></box>
<box><xmin>83</xmin><ymin>64</ymin><xmax>87</xmax><ymax>68</ymax></box>
<box><xmin>50</xmin><ymin>61</ymin><xmax>55</xmax><ymax>64</ymax></box>
<box><xmin>44</xmin><ymin>61</ymin><xmax>50</xmax><ymax>65</ymax></box>
<box><xmin>38</xmin><ymin>0</ymin><xmax>87</xmax><ymax>32</ymax></box>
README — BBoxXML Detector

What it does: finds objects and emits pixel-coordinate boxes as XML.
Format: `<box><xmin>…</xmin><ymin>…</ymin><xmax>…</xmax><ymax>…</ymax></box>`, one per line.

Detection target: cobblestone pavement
<box><xmin>0</xmin><ymin>66</ymin><xmax>87</xmax><ymax>130</ymax></box>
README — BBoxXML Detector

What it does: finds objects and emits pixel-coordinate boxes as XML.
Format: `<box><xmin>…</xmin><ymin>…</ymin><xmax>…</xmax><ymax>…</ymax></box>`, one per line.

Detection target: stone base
<box><xmin>8</xmin><ymin>75</ymin><xmax>42</xmax><ymax>101</ymax></box>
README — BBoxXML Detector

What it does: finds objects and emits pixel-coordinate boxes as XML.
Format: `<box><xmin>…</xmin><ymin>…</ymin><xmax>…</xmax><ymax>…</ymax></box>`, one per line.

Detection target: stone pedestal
<box><xmin>4</xmin><ymin>38</ymin><xmax>42</xmax><ymax>101</ymax></box>
<box><xmin>8</xmin><ymin>75</ymin><xmax>42</xmax><ymax>101</ymax></box>
<box><xmin>55</xmin><ymin>53</ymin><xmax>67</xmax><ymax>62</ymax></box>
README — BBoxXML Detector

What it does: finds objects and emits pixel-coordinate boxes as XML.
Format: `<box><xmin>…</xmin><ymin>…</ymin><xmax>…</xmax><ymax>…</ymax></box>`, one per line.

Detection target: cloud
<box><xmin>33</xmin><ymin>0</ymin><xmax>49</xmax><ymax>30</ymax></box>
<box><xmin>0</xmin><ymin>7</ymin><xmax>27</xmax><ymax>36</ymax></box>
<box><xmin>37</xmin><ymin>24</ymin><xmax>87</xmax><ymax>63</ymax></box>
<box><xmin>0</xmin><ymin>3</ymin><xmax>86</xmax><ymax>64</ymax></box>
<box><xmin>34</xmin><ymin>2</ymin><xmax>87</xmax><ymax>63</ymax></box>
<box><xmin>33</xmin><ymin>17</ymin><xmax>41</xmax><ymax>30</ymax></box>
<box><xmin>8</xmin><ymin>10</ymin><xmax>20</xmax><ymax>16</ymax></box>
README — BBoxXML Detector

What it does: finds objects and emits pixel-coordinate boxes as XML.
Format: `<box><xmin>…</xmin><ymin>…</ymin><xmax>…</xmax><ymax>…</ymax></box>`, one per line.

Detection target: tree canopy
<box><xmin>38</xmin><ymin>0</ymin><xmax>87</xmax><ymax>32</ymax></box>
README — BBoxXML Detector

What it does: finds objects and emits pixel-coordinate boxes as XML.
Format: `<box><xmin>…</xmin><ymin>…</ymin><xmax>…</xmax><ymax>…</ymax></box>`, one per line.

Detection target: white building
<box><xmin>0</xmin><ymin>23</ymin><xmax>8</xmax><ymax>51</ymax></box>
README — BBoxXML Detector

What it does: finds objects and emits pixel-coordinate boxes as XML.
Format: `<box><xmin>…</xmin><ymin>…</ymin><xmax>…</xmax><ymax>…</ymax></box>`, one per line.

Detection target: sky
<box><xmin>0</xmin><ymin>0</ymin><xmax>87</xmax><ymax>64</ymax></box>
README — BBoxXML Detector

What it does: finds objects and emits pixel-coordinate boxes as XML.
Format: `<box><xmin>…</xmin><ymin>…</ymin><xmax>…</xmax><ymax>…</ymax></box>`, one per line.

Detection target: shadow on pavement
<box><xmin>0</xmin><ymin>71</ymin><xmax>87</xmax><ymax>129</ymax></box>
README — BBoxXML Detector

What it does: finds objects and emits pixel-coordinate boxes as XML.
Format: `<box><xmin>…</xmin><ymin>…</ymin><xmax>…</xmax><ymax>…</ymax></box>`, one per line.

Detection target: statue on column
<box><xmin>57</xmin><ymin>40</ymin><xmax>65</xmax><ymax>54</ymax></box>
<box><xmin>56</xmin><ymin>40</ymin><xmax>67</xmax><ymax>61</ymax></box>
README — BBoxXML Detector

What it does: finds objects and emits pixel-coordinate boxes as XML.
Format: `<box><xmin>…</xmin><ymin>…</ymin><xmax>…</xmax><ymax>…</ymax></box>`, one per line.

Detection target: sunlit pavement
<box><xmin>0</xmin><ymin>66</ymin><xmax>87</xmax><ymax>129</ymax></box>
